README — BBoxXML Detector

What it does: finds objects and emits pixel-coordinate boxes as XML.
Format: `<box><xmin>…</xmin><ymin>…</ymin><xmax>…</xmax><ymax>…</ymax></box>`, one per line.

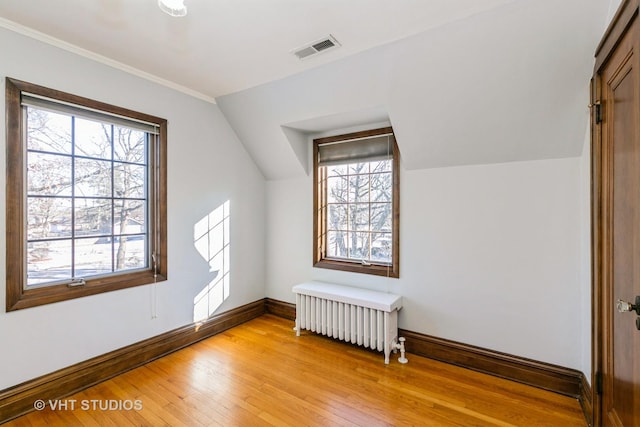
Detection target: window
<box><xmin>5</xmin><ymin>78</ymin><xmax>167</xmax><ymax>311</ymax></box>
<box><xmin>313</xmin><ymin>127</ymin><xmax>399</xmax><ymax>277</ymax></box>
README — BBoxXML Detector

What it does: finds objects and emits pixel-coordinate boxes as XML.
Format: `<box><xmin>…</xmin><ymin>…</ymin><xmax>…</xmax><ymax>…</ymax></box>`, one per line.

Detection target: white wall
<box><xmin>0</xmin><ymin>27</ymin><xmax>266</xmax><ymax>390</ymax></box>
<box><xmin>267</xmin><ymin>156</ymin><xmax>584</xmax><ymax>369</ymax></box>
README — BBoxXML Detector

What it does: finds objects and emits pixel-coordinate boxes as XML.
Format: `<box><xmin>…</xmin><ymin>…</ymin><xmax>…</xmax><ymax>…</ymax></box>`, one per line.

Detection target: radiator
<box><xmin>292</xmin><ymin>281</ymin><xmax>403</xmax><ymax>364</ymax></box>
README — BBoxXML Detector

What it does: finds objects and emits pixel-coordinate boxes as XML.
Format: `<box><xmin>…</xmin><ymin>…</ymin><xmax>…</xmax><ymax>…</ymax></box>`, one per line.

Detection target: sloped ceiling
<box><xmin>216</xmin><ymin>0</ymin><xmax>611</xmax><ymax>180</ymax></box>
<box><xmin>0</xmin><ymin>0</ymin><xmax>613</xmax><ymax>180</ymax></box>
<box><xmin>0</xmin><ymin>0</ymin><xmax>514</xmax><ymax>101</ymax></box>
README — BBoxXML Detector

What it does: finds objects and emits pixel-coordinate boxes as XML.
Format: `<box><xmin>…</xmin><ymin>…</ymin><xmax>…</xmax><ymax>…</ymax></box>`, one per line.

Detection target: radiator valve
<box><xmin>393</xmin><ymin>337</ymin><xmax>408</xmax><ymax>364</ymax></box>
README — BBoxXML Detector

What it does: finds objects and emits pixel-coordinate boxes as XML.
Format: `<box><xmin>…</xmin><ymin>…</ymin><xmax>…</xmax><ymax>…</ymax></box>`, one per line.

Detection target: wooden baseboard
<box><xmin>0</xmin><ymin>299</ymin><xmax>265</xmax><ymax>424</ymax></box>
<box><xmin>399</xmin><ymin>329</ymin><xmax>584</xmax><ymax>398</ymax></box>
<box><xmin>579</xmin><ymin>373</ymin><xmax>593</xmax><ymax>426</ymax></box>
<box><xmin>265</xmin><ymin>297</ymin><xmax>296</xmax><ymax>320</ymax></box>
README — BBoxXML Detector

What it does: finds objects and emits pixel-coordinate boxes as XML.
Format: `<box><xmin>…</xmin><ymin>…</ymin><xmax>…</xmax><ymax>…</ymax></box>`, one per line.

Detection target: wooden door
<box><xmin>593</xmin><ymin>2</ymin><xmax>640</xmax><ymax>426</ymax></box>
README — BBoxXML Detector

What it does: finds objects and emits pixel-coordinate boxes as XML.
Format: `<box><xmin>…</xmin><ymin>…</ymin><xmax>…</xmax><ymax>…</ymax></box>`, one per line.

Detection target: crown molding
<box><xmin>0</xmin><ymin>17</ymin><xmax>217</xmax><ymax>104</ymax></box>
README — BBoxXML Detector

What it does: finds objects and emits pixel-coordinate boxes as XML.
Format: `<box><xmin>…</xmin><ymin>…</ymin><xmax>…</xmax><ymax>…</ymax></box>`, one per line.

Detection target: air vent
<box><xmin>312</xmin><ymin>39</ymin><xmax>335</xmax><ymax>52</ymax></box>
<box><xmin>292</xmin><ymin>35</ymin><xmax>341</xmax><ymax>60</ymax></box>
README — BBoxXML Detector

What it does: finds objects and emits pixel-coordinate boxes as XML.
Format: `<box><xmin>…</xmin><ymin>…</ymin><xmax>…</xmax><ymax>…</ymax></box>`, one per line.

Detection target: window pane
<box><xmin>27</xmin><ymin>240</ymin><xmax>72</xmax><ymax>287</ymax></box>
<box><xmin>349</xmin><ymin>174</ymin><xmax>369</xmax><ymax>203</ymax></box>
<box><xmin>74</xmin><ymin>118</ymin><xmax>111</xmax><ymax>159</ymax></box>
<box><xmin>371</xmin><ymin>203</ymin><xmax>392</xmax><ymax>232</ymax></box>
<box><xmin>28</xmin><ymin>152</ymin><xmax>72</xmax><ymax>196</ymax></box>
<box><xmin>371</xmin><ymin>232</ymin><xmax>392</xmax><ymax>263</ymax></box>
<box><xmin>349</xmin><ymin>204</ymin><xmax>369</xmax><ymax>231</ymax></box>
<box><xmin>74</xmin><ymin>158</ymin><xmax>112</xmax><ymax>197</ymax></box>
<box><xmin>75</xmin><ymin>198</ymin><xmax>112</xmax><ymax>237</ymax></box>
<box><xmin>348</xmin><ymin>162</ymin><xmax>369</xmax><ymax>175</ymax></box>
<box><xmin>74</xmin><ymin>237</ymin><xmax>113</xmax><ymax>277</ymax></box>
<box><xmin>328</xmin><ymin>204</ymin><xmax>347</xmax><ymax>231</ymax></box>
<box><xmin>28</xmin><ymin>197</ymin><xmax>73</xmax><ymax>239</ymax></box>
<box><xmin>347</xmin><ymin>231</ymin><xmax>370</xmax><ymax>259</ymax></box>
<box><xmin>115</xmin><ymin>236</ymin><xmax>147</xmax><ymax>271</ymax></box>
<box><xmin>114</xmin><ymin>163</ymin><xmax>146</xmax><ymax>199</ymax></box>
<box><xmin>327</xmin><ymin>231</ymin><xmax>347</xmax><ymax>258</ymax></box>
<box><xmin>114</xmin><ymin>200</ymin><xmax>146</xmax><ymax>235</ymax></box>
<box><xmin>327</xmin><ymin>164</ymin><xmax>347</xmax><ymax>177</ymax></box>
<box><xmin>27</xmin><ymin>108</ymin><xmax>72</xmax><ymax>154</ymax></box>
<box><xmin>370</xmin><ymin>160</ymin><xmax>392</xmax><ymax>173</ymax></box>
<box><xmin>371</xmin><ymin>172</ymin><xmax>392</xmax><ymax>202</ymax></box>
<box><xmin>327</xmin><ymin>176</ymin><xmax>348</xmax><ymax>203</ymax></box>
<box><xmin>114</xmin><ymin>127</ymin><xmax>146</xmax><ymax>164</ymax></box>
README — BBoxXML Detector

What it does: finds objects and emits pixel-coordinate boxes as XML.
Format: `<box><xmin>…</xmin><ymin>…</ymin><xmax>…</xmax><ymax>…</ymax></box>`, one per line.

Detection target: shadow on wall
<box><xmin>193</xmin><ymin>200</ymin><xmax>231</xmax><ymax>323</ymax></box>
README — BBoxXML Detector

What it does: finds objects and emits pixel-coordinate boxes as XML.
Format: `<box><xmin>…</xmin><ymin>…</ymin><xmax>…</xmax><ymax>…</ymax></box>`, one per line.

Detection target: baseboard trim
<box><xmin>265</xmin><ymin>297</ymin><xmax>296</xmax><ymax>320</ymax></box>
<box><xmin>399</xmin><ymin>329</ymin><xmax>584</xmax><ymax>397</ymax></box>
<box><xmin>400</xmin><ymin>329</ymin><xmax>593</xmax><ymax>424</ymax></box>
<box><xmin>580</xmin><ymin>373</ymin><xmax>593</xmax><ymax>426</ymax></box>
<box><xmin>0</xmin><ymin>299</ymin><xmax>265</xmax><ymax>424</ymax></box>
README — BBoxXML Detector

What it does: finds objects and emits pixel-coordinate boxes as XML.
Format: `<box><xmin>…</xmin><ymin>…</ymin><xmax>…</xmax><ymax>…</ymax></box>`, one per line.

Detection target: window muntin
<box><xmin>313</xmin><ymin>127</ymin><xmax>399</xmax><ymax>278</ymax></box>
<box><xmin>6</xmin><ymin>77</ymin><xmax>167</xmax><ymax>311</ymax></box>
<box><xmin>325</xmin><ymin>160</ymin><xmax>393</xmax><ymax>263</ymax></box>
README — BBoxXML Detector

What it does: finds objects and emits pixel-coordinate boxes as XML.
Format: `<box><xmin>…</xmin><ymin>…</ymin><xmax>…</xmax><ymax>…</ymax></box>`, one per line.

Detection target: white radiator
<box><xmin>292</xmin><ymin>281</ymin><xmax>403</xmax><ymax>364</ymax></box>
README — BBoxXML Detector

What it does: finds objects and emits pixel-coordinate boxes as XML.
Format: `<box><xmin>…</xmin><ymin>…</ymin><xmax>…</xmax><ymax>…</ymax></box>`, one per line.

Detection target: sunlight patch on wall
<box><xmin>193</xmin><ymin>200</ymin><xmax>230</xmax><ymax>323</ymax></box>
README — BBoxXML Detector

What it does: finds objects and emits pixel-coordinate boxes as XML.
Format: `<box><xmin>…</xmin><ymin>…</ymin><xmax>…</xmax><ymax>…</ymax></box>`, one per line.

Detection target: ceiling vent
<box><xmin>292</xmin><ymin>35</ymin><xmax>341</xmax><ymax>60</ymax></box>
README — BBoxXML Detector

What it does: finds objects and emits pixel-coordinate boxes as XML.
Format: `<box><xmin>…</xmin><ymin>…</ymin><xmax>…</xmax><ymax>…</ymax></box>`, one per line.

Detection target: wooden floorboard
<box><xmin>5</xmin><ymin>314</ymin><xmax>586</xmax><ymax>426</ymax></box>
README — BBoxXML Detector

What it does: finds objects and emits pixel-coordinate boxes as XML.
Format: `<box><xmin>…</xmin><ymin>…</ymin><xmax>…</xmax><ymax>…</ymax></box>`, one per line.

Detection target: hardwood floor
<box><xmin>6</xmin><ymin>315</ymin><xmax>586</xmax><ymax>426</ymax></box>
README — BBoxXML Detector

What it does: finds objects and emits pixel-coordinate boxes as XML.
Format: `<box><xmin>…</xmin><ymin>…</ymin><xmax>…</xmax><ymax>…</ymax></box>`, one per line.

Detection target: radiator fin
<box><xmin>297</xmin><ymin>296</ymin><xmax>389</xmax><ymax>353</ymax></box>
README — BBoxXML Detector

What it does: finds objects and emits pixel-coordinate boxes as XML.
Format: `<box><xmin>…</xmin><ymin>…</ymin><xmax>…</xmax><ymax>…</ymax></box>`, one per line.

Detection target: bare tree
<box><xmin>111</xmin><ymin>126</ymin><xmax>146</xmax><ymax>270</ymax></box>
<box><xmin>27</xmin><ymin>109</ymin><xmax>147</xmax><ymax>276</ymax></box>
<box><xmin>326</xmin><ymin>161</ymin><xmax>392</xmax><ymax>262</ymax></box>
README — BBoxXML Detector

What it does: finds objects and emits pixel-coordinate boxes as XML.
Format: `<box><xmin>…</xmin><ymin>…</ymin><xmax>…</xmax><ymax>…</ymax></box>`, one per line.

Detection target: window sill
<box><xmin>6</xmin><ymin>271</ymin><xmax>166</xmax><ymax>311</ymax></box>
<box><xmin>313</xmin><ymin>258</ymin><xmax>399</xmax><ymax>278</ymax></box>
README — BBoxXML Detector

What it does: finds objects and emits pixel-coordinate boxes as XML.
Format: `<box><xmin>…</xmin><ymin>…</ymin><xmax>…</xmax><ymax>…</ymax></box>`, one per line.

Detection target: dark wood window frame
<box><xmin>313</xmin><ymin>127</ymin><xmax>400</xmax><ymax>278</ymax></box>
<box><xmin>5</xmin><ymin>77</ymin><xmax>168</xmax><ymax>311</ymax></box>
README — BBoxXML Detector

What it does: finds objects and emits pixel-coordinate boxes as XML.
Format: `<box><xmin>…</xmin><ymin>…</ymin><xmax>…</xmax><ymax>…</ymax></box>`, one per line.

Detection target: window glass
<box><xmin>25</xmin><ymin>106</ymin><xmax>151</xmax><ymax>288</ymax></box>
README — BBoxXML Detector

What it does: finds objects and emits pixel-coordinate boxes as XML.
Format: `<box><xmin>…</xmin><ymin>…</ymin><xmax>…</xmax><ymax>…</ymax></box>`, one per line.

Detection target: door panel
<box><xmin>599</xmin><ymin>14</ymin><xmax>640</xmax><ymax>427</ymax></box>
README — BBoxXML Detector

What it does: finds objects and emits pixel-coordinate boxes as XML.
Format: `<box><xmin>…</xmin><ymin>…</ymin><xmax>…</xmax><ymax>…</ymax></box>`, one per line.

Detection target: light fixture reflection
<box><xmin>158</xmin><ymin>0</ymin><xmax>187</xmax><ymax>17</ymax></box>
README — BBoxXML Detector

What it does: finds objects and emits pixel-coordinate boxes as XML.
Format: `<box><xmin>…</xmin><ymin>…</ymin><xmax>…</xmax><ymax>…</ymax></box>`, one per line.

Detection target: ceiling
<box><xmin>0</xmin><ymin>0</ymin><xmax>616</xmax><ymax>180</ymax></box>
<box><xmin>216</xmin><ymin>0</ymin><xmax>612</xmax><ymax>179</ymax></box>
<box><xmin>0</xmin><ymin>0</ymin><xmax>515</xmax><ymax>101</ymax></box>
